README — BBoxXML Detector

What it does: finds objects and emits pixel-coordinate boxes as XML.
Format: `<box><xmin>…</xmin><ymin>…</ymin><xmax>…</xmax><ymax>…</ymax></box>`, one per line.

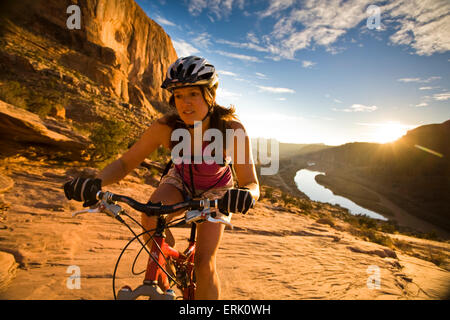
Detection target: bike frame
<box><xmin>73</xmin><ymin>191</ymin><xmax>236</xmax><ymax>300</ymax></box>
<box><xmin>144</xmin><ymin>215</ymin><xmax>197</xmax><ymax>300</ymax></box>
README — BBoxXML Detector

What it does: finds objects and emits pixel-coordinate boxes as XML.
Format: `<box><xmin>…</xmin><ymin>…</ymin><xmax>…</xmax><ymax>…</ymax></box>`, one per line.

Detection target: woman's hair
<box><xmin>158</xmin><ymin>85</ymin><xmax>238</xmax><ymax>150</ymax></box>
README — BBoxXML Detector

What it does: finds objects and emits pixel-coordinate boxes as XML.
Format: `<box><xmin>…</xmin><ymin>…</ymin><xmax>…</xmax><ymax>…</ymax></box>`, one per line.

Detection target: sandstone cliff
<box><xmin>0</xmin><ymin>0</ymin><xmax>177</xmax><ymax>121</ymax></box>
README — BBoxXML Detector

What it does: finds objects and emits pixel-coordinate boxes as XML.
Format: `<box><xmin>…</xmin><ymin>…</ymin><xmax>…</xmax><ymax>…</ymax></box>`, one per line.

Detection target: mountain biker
<box><xmin>63</xmin><ymin>55</ymin><xmax>260</xmax><ymax>300</ymax></box>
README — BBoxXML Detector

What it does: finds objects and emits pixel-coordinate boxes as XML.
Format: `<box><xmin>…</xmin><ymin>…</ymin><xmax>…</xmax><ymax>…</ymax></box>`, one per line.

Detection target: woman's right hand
<box><xmin>63</xmin><ymin>177</ymin><xmax>102</xmax><ymax>207</ymax></box>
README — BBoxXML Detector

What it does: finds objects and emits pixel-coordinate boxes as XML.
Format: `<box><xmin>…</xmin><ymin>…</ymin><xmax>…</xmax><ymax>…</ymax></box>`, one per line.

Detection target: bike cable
<box><xmin>121</xmin><ymin>212</ymin><xmax>171</xmax><ymax>274</ymax></box>
<box><xmin>112</xmin><ymin>216</ymin><xmax>181</xmax><ymax>299</ymax></box>
<box><xmin>121</xmin><ymin>212</ymin><xmax>152</xmax><ymax>275</ymax></box>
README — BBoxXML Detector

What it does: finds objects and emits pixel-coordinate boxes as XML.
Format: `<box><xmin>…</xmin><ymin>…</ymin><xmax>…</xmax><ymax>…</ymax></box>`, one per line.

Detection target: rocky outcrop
<box><xmin>0</xmin><ymin>0</ymin><xmax>177</xmax><ymax>113</ymax></box>
<box><xmin>0</xmin><ymin>100</ymin><xmax>89</xmax><ymax>155</ymax></box>
<box><xmin>0</xmin><ymin>252</ymin><xmax>17</xmax><ymax>292</ymax></box>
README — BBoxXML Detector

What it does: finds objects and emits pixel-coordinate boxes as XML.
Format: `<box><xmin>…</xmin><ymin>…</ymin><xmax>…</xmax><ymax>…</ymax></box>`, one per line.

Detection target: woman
<box><xmin>64</xmin><ymin>56</ymin><xmax>260</xmax><ymax>299</ymax></box>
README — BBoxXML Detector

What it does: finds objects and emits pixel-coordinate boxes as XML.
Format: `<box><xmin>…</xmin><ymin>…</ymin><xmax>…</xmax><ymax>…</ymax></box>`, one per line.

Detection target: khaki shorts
<box><xmin>159</xmin><ymin>167</ymin><xmax>234</xmax><ymax>201</ymax></box>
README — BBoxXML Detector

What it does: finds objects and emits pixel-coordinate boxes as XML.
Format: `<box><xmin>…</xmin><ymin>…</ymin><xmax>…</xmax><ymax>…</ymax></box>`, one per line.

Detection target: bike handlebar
<box><xmin>96</xmin><ymin>191</ymin><xmax>221</xmax><ymax>217</ymax></box>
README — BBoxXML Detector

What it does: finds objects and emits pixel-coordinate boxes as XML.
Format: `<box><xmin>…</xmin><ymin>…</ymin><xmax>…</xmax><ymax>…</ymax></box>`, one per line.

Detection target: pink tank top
<box><xmin>174</xmin><ymin>142</ymin><xmax>233</xmax><ymax>192</ymax></box>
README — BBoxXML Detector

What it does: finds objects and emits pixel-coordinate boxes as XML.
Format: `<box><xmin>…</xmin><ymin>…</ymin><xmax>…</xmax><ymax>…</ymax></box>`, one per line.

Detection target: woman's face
<box><xmin>173</xmin><ymin>86</ymin><xmax>209</xmax><ymax>126</ymax></box>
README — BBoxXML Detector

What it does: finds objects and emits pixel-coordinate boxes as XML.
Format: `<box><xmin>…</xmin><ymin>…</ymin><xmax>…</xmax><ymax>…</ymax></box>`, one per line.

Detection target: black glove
<box><xmin>64</xmin><ymin>177</ymin><xmax>102</xmax><ymax>207</ymax></box>
<box><xmin>219</xmin><ymin>188</ymin><xmax>254</xmax><ymax>215</ymax></box>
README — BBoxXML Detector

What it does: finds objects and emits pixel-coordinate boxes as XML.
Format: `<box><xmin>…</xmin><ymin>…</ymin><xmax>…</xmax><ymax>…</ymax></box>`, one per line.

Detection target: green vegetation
<box><xmin>260</xmin><ymin>185</ymin><xmax>314</xmax><ymax>213</ymax></box>
<box><xmin>349</xmin><ymin>224</ymin><xmax>395</xmax><ymax>248</ymax></box>
<box><xmin>0</xmin><ymin>80</ymin><xmax>66</xmax><ymax>117</ymax></box>
<box><xmin>0</xmin><ymin>80</ymin><xmax>28</xmax><ymax>109</ymax></box>
<box><xmin>147</xmin><ymin>145</ymin><xmax>171</xmax><ymax>164</ymax></box>
<box><xmin>263</xmin><ymin>186</ymin><xmax>274</xmax><ymax>201</ymax></box>
<box><xmin>88</xmin><ymin>118</ymin><xmax>132</xmax><ymax>164</ymax></box>
<box><xmin>281</xmin><ymin>192</ymin><xmax>313</xmax><ymax>211</ymax></box>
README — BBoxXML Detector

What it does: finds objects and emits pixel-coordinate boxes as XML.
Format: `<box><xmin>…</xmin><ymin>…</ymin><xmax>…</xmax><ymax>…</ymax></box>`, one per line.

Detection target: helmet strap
<box><xmin>185</xmin><ymin>106</ymin><xmax>212</xmax><ymax>129</ymax></box>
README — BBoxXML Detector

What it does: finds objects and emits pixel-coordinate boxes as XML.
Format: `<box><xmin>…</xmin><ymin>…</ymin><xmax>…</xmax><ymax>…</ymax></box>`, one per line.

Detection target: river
<box><xmin>294</xmin><ymin>169</ymin><xmax>387</xmax><ymax>221</ymax></box>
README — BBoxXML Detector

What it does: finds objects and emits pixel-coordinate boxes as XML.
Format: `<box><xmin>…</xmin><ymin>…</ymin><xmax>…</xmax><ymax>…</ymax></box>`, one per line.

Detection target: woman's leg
<box><xmin>194</xmin><ymin>221</ymin><xmax>225</xmax><ymax>300</ymax></box>
<box><xmin>141</xmin><ymin>183</ymin><xmax>185</xmax><ymax>247</ymax></box>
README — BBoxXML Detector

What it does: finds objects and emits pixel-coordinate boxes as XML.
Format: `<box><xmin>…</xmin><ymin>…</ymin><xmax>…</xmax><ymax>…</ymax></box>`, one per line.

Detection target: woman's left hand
<box><xmin>219</xmin><ymin>188</ymin><xmax>254</xmax><ymax>214</ymax></box>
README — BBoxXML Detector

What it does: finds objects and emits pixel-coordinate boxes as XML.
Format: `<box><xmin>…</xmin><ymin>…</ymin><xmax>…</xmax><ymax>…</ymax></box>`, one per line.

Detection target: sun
<box><xmin>374</xmin><ymin>121</ymin><xmax>411</xmax><ymax>143</ymax></box>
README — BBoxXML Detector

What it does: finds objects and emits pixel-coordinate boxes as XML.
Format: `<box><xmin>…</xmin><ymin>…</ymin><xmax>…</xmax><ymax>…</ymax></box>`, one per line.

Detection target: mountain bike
<box><xmin>72</xmin><ymin>190</ymin><xmax>234</xmax><ymax>300</ymax></box>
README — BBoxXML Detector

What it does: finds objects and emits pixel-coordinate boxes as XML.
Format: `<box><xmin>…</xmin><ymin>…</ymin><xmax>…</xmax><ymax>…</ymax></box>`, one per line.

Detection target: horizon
<box><xmin>252</xmin><ymin>117</ymin><xmax>449</xmax><ymax>146</ymax></box>
<box><xmin>136</xmin><ymin>0</ymin><xmax>450</xmax><ymax>146</ymax></box>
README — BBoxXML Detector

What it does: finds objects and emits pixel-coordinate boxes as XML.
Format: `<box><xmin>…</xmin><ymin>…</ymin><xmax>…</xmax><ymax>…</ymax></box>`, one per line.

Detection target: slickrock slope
<box><xmin>0</xmin><ymin>158</ymin><xmax>448</xmax><ymax>300</ymax></box>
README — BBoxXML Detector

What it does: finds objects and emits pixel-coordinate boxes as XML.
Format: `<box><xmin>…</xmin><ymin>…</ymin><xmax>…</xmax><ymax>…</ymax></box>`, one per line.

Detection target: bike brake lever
<box><xmin>72</xmin><ymin>201</ymin><xmax>123</xmax><ymax>220</ymax></box>
<box><xmin>72</xmin><ymin>205</ymin><xmax>101</xmax><ymax>217</ymax></box>
<box><xmin>207</xmin><ymin>211</ymin><xmax>233</xmax><ymax>229</ymax></box>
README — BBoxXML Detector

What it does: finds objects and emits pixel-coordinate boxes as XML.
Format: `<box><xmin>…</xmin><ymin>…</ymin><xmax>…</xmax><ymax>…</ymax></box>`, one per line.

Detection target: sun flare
<box><xmin>374</xmin><ymin>121</ymin><xmax>412</xmax><ymax>143</ymax></box>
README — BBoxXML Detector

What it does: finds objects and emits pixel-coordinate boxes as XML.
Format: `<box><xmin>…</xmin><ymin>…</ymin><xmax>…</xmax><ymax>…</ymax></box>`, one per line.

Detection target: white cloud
<box><xmin>260</xmin><ymin>0</ymin><xmax>371</xmax><ymax>59</ymax></box>
<box><xmin>415</xmin><ymin>102</ymin><xmax>428</xmax><ymax>107</ymax></box>
<box><xmin>255</xmin><ymin>72</ymin><xmax>267</xmax><ymax>79</ymax></box>
<box><xmin>433</xmin><ymin>92</ymin><xmax>450</xmax><ymax>101</ymax></box>
<box><xmin>419</xmin><ymin>86</ymin><xmax>437</xmax><ymax>90</ymax></box>
<box><xmin>155</xmin><ymin>15</ymin><xmax>176</xmax><ymax>27</ymax></box>
<box><xmin>172</xmin><ymin>39</ymin><xmax>199</xmax><ymax>57</ymax></box>
<box><xmin>258</xmin><ymin>0</ymin><xmax>296</xmax><ymax>18</ymax></box>
<box><xmin>187</xmin><ymin>0</ymin><xmax>245</xmax><ymax>20</ymax></box>
<box><xmin>215</xmin><ymin>50</ymin><xmax>261</xmax><ymax>62</ymax></box>
<box><xmin>424</xmin><ymin>76</ymin><xmax>442</xmax><ymax>82</ymax></box>
<box><xmin>216</xmin><ymin>39</ymin><xmax>269</xmax><ymax>53</ymax></box>
<box><xmin>218</xmin><ymin>70</ymin><xmax>238</xmax><ymax>77</ymax></box>
<box><xmin>397</xmin><ymin>77</ymin><xmax>421</xmax><ymax>83</ymax></box>
<box><xmin>256</xmin><ymin>0</ymin><xmax>450</xmax><ymax>60</ymax></box>
<box><xmin>397</xmin><ymin>76</ymin><xmax>441</xmax><ymax>83</ymax></box>
<box><xmin>192</xmin><ymin>32</ymin><xmax>212</xmax><ymax>49</ymax></box>
<box><xmin>256</xmin><ymin>86</ymin><xmax>295</xmax><ymax>94</ymax></box>
<box><xmin>247</xmin><ymin>32</ymin><xmax>259</xmax><ymax>44</ymax></box>
<box><xmin>384</xmin><ymin>0</ymin><xmax>450</xmax><ymax>56</ymax></box>
<box><xmin>333</xmin><ymin>104</ymin><xmax>378</xmax><ymax>112</ymax></box>
<box><xmin>302</xmin><ymin>60</ymin><xmax>316</xmax><ymax>68</ymax></box>
<box><xmin>276</xmin><ymin>97</ymin><xmax>287</xmax><ymax>101</ymax></box>
<box><xmin>188</xmin><ymin>0</ymin><xmax>210</xmax><ymax>16</ymax></box>
<box><xmin>333</xmin><ymin>98</ymin><xmax>343</xmax><ymax>103</ymax></box>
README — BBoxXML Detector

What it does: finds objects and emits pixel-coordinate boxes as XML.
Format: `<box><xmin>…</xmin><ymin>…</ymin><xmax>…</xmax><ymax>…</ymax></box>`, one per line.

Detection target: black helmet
<box><xmin>161</xmin><ymin>56</ymin><xmax>218</xmax><ymax>91</ymax></box>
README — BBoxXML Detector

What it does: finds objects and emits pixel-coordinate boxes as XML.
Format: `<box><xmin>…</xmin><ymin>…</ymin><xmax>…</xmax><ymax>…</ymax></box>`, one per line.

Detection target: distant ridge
<box><xmin>296</xmin><ymin>120</ymin><xmax>450</xmax><ymax>232</ymax></box>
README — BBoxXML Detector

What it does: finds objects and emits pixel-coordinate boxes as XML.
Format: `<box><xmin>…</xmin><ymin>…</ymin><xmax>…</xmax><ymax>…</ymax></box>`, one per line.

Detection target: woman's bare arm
<box><xmin>227</xmin><ymin>120</ymin><xmax>260</xmax><ymax>201</ymax></box>
<box><xmin>97</xmin><ymin>118</ymin><xmax>171</xmax><ymax>187</ymax></box>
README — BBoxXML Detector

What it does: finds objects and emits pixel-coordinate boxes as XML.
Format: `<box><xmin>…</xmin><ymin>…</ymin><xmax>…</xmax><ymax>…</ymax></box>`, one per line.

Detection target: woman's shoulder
<box><xmin>156</xmin><ymin>114</ymin><xmax>174</xmax><ymax>125</ymax></box>
<box><xmin>154</xmin><ymin>114</ymin><xmax>183</xmax><ymax>131</ymax></box>
<box><xmin>225</xmin><ymin>119</ymin><xmax>246</xmax><ymax>131</ymax></box>
<box><xmin>145</xmin><ymin>115</ymin><xmax>175</xmax><ymax>148</ymax></box>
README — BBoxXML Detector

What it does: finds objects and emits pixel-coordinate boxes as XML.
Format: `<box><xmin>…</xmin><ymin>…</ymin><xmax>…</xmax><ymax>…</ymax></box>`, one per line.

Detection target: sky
<box><xmin>136</xmin><ymin>0</ymin><xmax>450</xmax><ymax>146</ymax></box>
